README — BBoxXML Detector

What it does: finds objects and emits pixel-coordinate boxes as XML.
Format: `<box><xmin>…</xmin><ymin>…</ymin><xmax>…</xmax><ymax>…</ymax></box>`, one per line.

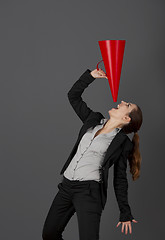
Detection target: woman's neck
<box><xmin>103</xmin><ymin>118</ymin><xmax>123</xmax><ymax>132</ymax></box>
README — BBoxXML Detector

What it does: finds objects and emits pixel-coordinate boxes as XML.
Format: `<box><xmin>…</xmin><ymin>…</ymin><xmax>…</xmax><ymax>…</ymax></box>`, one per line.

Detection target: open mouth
<box><xmin>114</xmin><ymin>105</ymin><xmax>119</xmax><ymax>109</ymax></box>
<box><xmin>112</xmin><ymin>104</ymin><xmax>120</xmax><ymax>110</ymax></box>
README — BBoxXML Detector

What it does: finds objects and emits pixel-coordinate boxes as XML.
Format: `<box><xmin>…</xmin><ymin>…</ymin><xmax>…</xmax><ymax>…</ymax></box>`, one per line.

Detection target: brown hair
<box><xmin>122</xmin><ymin>105</ymin><xmax>143</xmax><ymax>181</ymax></box>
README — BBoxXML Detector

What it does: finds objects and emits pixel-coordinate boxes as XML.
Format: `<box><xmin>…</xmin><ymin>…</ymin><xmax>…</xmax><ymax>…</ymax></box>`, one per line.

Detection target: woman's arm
<box><xmin>67</xmin><ymin>68</ymin><xmax>107</xmax><ymax>123</ymax></box>
<box><xmin>113</xmin><ymin>142</ymin><xmax>134</xmax><ymax>222</ymax></box>
<box><xmin>67</xmin><ymin>69</ymin><xmax>96</xmax><ymax>123</ymax></box>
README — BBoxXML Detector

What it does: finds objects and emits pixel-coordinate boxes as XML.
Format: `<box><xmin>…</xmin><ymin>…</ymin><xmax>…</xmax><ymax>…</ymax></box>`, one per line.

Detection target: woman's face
<box><xmin>108</xmin><ymin>100</ymin><xmax>137</xmax><ymax>124</ymax></box>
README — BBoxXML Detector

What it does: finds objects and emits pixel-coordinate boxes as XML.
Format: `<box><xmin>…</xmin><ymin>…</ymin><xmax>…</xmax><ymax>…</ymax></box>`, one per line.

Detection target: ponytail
<box><xmin>128</xmin><ymin>132</ymin><xmax>142</xmax><ymax>181</ymax></box>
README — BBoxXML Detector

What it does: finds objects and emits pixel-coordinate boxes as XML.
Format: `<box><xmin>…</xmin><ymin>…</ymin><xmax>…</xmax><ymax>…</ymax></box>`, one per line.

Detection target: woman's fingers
<box><xmin>116</xmin><ymin>220</ymin><xmax>138</xmax><ymax>234</ymax></box>
<box><xmin>121</xmin><ymin>222</ymin><xmax>124</xmax><ymax>233</ymax></box>
<box><xmin>132</xmin><ymin>219</ymin><xmax>138</xmax><ymax>223</ymax></box>
<box><xmin>98</xmin><ymin>68</ymin><xmax>106</xmax><ymax>75</ymax></box>
<box><xmin>97</xmin><ymin>68</ymin><xmax>107</xmax><ymax>78</ymax></box>
<box><xmin>90</xmin><ymin>68</ymin><xmax>108</xmax><ymax>78</ymax></box>
<box><xmin>124</xmin><ymin>222</ymin><xmax>132</xmax><ymax>235</ymax></box>
<box><xmin>116</xmin><ymin>221</ymin><xmax>133</xmax><ymax>234</ymax></box>
<box><xmin>116</xmin><ymin>221</ymin><xmax>121</xmax><ymax>227</ymax></box>
<box><xmin>128</xmin><ymin>223</ymin><xmax>132</xmax><ymax>234</ymax></box>
<box><xmin>125</xmin><ymin>223</ymin><xmax>128</xmax><ymax>234</ymax></box>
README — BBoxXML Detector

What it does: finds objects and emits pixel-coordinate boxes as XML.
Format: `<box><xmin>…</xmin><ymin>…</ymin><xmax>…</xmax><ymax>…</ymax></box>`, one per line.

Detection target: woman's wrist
<box><xmin>89</xmin><ymin>71</ymin><xmax>96</xmax><ymax>79</ymax></box>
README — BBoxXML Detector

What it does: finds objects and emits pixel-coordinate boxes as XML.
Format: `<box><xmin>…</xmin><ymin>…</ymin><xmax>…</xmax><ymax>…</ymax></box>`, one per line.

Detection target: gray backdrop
<box><xmin>0</xmin><ymin>0</ymin><xmax>164</xmax><ymax>239</ymax></box>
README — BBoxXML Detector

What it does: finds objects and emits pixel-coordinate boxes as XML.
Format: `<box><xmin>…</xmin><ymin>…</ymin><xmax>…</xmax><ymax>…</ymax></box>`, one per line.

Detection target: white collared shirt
<box><xmin>63</xmin><ymin>118</ymin><xmax>122</xmax><ymax>182</ymax></box>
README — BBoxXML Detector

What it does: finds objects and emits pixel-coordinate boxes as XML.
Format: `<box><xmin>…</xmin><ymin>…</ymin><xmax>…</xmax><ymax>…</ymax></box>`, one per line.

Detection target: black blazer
<box><xmin>60</xmin><ymin>69</ymin><xmax>134</xmax><ymax>222</ymax></box>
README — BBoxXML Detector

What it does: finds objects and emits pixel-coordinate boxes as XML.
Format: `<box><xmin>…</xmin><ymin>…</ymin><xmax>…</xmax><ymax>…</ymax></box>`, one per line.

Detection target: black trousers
<box><xmin>42</xmin><ymin>175</ymin><xmax>103</xmax><ymax>240</ymax></box>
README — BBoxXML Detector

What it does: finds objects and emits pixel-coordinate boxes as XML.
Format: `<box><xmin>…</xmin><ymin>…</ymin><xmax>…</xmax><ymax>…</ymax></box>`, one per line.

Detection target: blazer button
<box><xmin>102</xmin><ymin>167</ymin><xmax>105</xmax><ymax>170</ymax></box>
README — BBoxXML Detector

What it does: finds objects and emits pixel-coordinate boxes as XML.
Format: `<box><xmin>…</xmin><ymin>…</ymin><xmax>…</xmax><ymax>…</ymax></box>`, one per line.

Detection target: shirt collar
<box><xmin>100</xmin><ymin>118</ymin><xmax>122</xmax><ymax>133</ymax></box>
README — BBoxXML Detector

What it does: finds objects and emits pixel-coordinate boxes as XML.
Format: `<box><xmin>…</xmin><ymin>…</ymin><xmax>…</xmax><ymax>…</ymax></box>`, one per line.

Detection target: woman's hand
<box><xmin>90</xmin><ymin>68</ymin><xmax>108</xmax><ymax>79</ymax></box>
<box><xmin>116</xmin><ymin>219</ymin><xmax>138</xmax><ymax>234</ymax></box>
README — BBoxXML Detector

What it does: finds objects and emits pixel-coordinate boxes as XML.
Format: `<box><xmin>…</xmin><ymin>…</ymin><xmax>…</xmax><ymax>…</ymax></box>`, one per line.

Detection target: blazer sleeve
<box><xmin>67</xmin><ymin>69</ymin><xmax>96</xmax><ymax>123</ymax></box>
<box><xmin>113</xmin><ymin>140</ymin><xmax>134</xmax><ymax>222</ymax></box>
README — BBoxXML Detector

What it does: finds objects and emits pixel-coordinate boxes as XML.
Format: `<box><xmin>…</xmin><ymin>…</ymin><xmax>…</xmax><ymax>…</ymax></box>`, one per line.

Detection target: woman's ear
<box><xmin>123</xmin><ymin>115</ymin><xmax>131</xmax><ymax>123</ymax></box>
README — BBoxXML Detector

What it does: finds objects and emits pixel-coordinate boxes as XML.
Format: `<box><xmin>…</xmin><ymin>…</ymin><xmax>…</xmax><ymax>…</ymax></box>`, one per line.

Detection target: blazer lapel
<box><xmin>101</xmin><ymin>129</ymin><xmax>126</xmax><ymax>167</ymax></box>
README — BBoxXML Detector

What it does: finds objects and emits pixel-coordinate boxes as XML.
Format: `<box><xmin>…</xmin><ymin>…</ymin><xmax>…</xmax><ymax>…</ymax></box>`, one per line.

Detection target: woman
<box><xmin>42</xmin><ymin>68</ymin><xmax>143</xmax><ymax>240</ymax></box>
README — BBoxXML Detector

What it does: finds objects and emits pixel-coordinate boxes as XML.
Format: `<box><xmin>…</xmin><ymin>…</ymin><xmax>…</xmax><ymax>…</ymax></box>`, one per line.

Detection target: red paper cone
<box><xmin>97</xmin><ymin>40</ymin><xmax>126</xmax><ymax>102</ymax></box>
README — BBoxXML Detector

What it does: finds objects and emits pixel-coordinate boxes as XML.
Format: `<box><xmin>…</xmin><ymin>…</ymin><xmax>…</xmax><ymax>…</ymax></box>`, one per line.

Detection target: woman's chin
<box><xmin>109</xmin><ymin>108</ymin><xmax>117</xmax><ymax>111</ymax></box>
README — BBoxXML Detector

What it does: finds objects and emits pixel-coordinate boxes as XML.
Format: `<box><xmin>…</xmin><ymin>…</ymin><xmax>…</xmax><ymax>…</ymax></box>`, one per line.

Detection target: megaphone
<box><xmin>97</xmin><ymin>40</ymin><xmax>126</xmax><ymax>102</ymax></box>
